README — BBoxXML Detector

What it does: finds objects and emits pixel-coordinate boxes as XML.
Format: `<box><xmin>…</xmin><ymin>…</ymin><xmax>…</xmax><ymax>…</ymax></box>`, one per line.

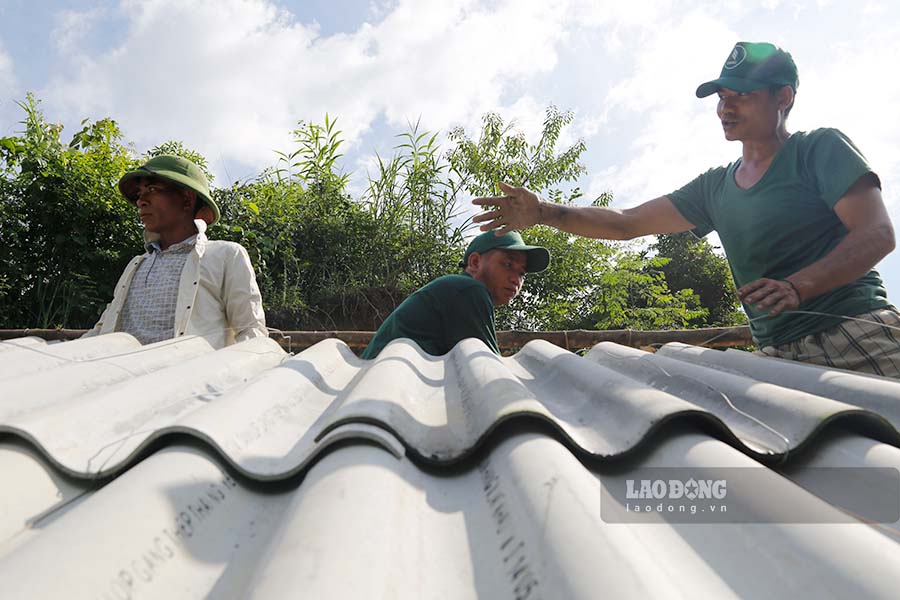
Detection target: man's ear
<box><xmin>196</xmin><ymin>204</ymin><xmax>215</xmax><ymax>225</ymax></box>
<box><xmin>778</xmin><ymin>85</ymin><xmax>794</xmax><ymax>113</ymax></box>
<box><xmin>466</xmin><ymin>252</ymin><xmax>481</xmax><ymax>273</ymax></box>
<box><xmin>183</xmin><ymin>190</ymin><xmax>214</xmax><ymax>224</ymax></box>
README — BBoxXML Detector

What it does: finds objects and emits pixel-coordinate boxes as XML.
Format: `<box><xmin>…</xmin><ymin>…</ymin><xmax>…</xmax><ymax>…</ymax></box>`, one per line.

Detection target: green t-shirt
<box><xmin>361</xmin><ymin>274</ymin><xmax>500</xmax><ymax>358</ymax></box>
<box><xmin>668</xmin><ymin>128</ymin><xmax>889</xmax><ymax>347</ymax></box>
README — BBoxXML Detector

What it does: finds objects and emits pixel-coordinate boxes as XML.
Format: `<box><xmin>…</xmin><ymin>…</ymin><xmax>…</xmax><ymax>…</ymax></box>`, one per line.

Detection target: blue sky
<box><xmin>1</xmin><ymin>0</ymin><xmax>898</xmax><ymax>302</ymax></box>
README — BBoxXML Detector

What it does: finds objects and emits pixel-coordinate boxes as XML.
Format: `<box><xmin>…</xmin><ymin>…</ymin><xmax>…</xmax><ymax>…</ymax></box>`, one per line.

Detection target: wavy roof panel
<box><xmin>3</xmin><ymin>431</ymin><xmax>900</xmax><ymax>599</ymax></box>
<box><xmin>3</xmin><ymin>335</ymin><xmax>900</xmax><ymax>480</ymax></box>
<box><xmin>1</xmin><ymin>333</ymin><xmax>899</xmax><ymax>598</ymax></box>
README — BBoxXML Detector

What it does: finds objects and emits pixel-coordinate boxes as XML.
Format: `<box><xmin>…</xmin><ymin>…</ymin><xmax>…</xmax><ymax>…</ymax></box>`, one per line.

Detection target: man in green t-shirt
<box><xmin>473</xmin><ymin>42</ymin><xmax>898</xmax><ymax>377</ymax></box>
<box><xmin>361</xmin><ymin>231</ymin><xmax>550</xmax><ymax>358</ymax></box>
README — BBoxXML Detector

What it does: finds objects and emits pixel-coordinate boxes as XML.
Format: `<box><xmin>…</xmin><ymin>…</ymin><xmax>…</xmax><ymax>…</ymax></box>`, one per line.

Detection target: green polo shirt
<box><xmin>361</xmin><ymin>274</ymin><xmax>500</xmax><ymax>358</ymax></box>
<box><xmin>668</xmin><ymin>128</ymin><xmax>889</xmax><ymax>347</ymax></box>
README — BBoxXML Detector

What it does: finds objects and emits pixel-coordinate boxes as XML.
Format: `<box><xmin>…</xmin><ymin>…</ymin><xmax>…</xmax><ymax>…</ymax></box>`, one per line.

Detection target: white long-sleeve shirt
<box><xmin>83</xmin><ymin>220</ymin><xmax>267</xmax><ymax>349</ymax></box>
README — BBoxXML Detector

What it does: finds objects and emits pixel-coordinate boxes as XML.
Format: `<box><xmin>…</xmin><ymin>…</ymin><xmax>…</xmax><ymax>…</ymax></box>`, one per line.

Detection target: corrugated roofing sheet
<box><xmin>1</xmin><ymin>333</ymin><xmax>899</xmax><ymax>599</ymax></box>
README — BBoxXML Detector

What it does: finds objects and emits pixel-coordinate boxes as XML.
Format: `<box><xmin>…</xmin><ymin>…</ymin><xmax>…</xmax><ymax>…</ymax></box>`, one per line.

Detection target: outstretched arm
<box><xmin>472</xmin><ymin>182</ymin><xmax>695</xmax><ymax>240</ymax></box>
<box><xmin>740</xmin><ymin>174</ymin><xmax>895</xmax><ymax>316</ymax></box>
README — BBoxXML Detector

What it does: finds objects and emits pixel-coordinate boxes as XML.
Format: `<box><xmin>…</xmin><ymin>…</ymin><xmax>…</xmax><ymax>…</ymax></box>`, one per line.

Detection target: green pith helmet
<box><xmin>119</xmin><ymin>154</ymin><xmax>220</xmax><ymax>225</ymax></box>
<box><xmin>460</xmin><ymin>230</ymin><xmax>551</xmax><ymax>273</ymax></box>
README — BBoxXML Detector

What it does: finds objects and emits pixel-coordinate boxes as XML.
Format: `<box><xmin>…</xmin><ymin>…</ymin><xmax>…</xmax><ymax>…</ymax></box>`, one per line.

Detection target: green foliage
<box><xmin>211</xmin><ymin>117</ymin><xmax>469</xmax><ymax>329</ymax></box>
<box><xmin>500</xmin><ymin>226</ymin><xmax>615</xmax><ymax>329</ymax></box>
<box><xmin>448</xmin><ymin>106</ymin><xmax>587</xmax><ymax>202</ymax></box>
<box><xmin>651</xmin><ymin>232</ymin><xmax>744</xmax><ymax>327</ymax></box>
<box><xmin>0</xmin><ymin>94</ymin><xmax>140</xmax><ymax>328</ymax></box>
<box><xmin>455</xmin><ymin>107</ymin><xmax>705</xmax><ymax>331</ymax></box>
<box><xmin>147</xmin><ymin>140</ymin><xmax>214</xmax><ymax>183</ymax></box>
<box><xmin>363</xmin><ymin>120</ymin><xmax>469</xmax><ymax>284</ymax></box>
<box><xmin>592</xmin><ymin>249</ymin><xmax>707</xmax><ymax>330</ymax></box>
<box><xmin>274</xmin><ymin>114</ymin><xmax>348</xmax><ymax>192</ymax></box>
<box><xmin>0</xmin><ymin>97</ymin><xmax>741</xmax><ymax>335</ymax></box>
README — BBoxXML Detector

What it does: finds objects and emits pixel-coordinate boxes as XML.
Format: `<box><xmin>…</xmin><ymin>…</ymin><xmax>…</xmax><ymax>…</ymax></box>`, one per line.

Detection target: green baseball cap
<box><xmin>696</xmin><ymin>42</ymin><xmax>798</xmax><ymax>98</ymax></box>
<box><xmin>460</xmin><ymin>231</ymin><xmax>551</xmax><ymax>273</ymax></box>
<box><xmin>119</xmin><ymin>154</ymin><xmax>220</xmax><ymax>225</ymax></box>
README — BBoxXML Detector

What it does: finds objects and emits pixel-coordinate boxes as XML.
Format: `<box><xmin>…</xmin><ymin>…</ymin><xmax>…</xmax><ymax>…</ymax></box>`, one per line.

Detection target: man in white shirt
<box><xmin>83</xmin><ymin>155</ymin><xmax>268</xmax><ymax>349</ymax></box>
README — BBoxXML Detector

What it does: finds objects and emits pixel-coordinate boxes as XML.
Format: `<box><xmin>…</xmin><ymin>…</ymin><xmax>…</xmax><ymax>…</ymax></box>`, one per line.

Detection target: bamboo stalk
<box><xmin>1</xmin><ymin>326</ymin><xmax>752</xmax><ymax>352</ymax></box>
<box><xmin>0</xmin><ymin>329</ymin><xmax>88</xmax><ymax>342</ymax></box>
<box><xmin>496</xmin><ymin>327</ymin><xmax>752</xmax><ymax>351</ymax></box>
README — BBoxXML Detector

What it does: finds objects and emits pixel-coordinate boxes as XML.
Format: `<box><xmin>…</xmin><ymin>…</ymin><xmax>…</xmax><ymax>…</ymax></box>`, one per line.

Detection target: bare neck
<box><xmin>740</xmin><ymin>125</ymin><xmax>791</xmax><ymax>169</ymax></box>
<box><xmin>155</xmin><ymin>221</ymin><xmax>198</xmax><ymax>251</ymax></box>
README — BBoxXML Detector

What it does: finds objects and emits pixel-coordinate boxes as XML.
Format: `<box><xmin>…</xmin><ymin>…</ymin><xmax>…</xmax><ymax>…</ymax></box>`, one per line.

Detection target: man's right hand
<box><xmin>472</xmin><ymin>182</ymin><xmax>542</xmax><ymax>233</ymax></box>
<box><xmin>474</xmin><ymin>184</ymin><xmax>695</xmax><ymax>241</ymax></box>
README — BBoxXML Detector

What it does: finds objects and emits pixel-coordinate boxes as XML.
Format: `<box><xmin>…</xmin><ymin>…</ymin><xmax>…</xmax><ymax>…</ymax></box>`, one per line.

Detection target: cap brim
<box><xmin>695</xmin><ymin>77</ymin><xmax>770</xmax><ymax>98</ymax></box>
<box><xmin>118</xmin><ymin>168</ymin><xmax>149</xmax><ymax>200</ymax></box>
<box><xmin>503</xmin><ymin>244</ymin><xmax>551</xmax><ymax>273</ymax></box>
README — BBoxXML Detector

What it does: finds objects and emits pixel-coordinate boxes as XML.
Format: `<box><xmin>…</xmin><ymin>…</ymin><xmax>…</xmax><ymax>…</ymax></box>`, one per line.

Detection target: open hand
<box><xmin>472</xmin><ymin>182</ymin><xmax>541</xmax><ymax>233</ymax></box>
<box><xmin>737</xmin><ymin>278</ymin><xmax>801</xmax><ymax>317</ymax></box>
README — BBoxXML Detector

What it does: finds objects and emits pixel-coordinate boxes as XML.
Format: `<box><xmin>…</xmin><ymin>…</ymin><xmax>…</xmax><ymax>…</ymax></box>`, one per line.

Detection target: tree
<box><xmin>0</xmin><ymin>94</ymin><xmax>140</xmax><ymax>328</ymax></box>
<box><xmin>146</xmin><ymin>140</ymin><xmax>214</xmax><ymax>183</ymax></box>
<box><xmin>651</xmin><ymin>233</ymin><xmax>744</xmax><ymax>327</ymax></box>
<box><xmin>452</xmin><ymin>107</ymin><xmax>704</xmax><ymax>331</ymax></box>
<box><xmin>448</xmin><ymin>105</ymin><xmax>587</xmax><ymax>203</ymax></box>
<box><xmin>0</xmin><ymin>98</ymin><xmax>738</xmax><ymax>335</ymax></box>
<box><xmin>210</xmin><ymin>117</ymin><xmax>471</xmax><ymax>330</ymax></box>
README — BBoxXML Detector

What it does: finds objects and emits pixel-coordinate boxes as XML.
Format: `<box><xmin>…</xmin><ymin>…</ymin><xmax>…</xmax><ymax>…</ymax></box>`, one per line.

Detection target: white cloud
<box><xmin>585</xmin><ymin>10</ymin><xmax>739</xmax><ymax>206</ymax></box>
<box><xmin>52</xmin><ymin>7</ymin><xmax>107</xmax><ymax>57</ymax></box>
<box><xmin>862</xmin><ymin>1</ymin><xmax>889</xmax><ymax>17</ymax></box>
<box><xmin>43</xmin><ymin>0</ymin><xmax>572</xmax><ymax>178</ymax></box>
<box><xmin>793</xmin><ymin>31</ymin><xmax>900</xmax><ymax>212</ymax></box>
<box><xmin>47</xmin><ymin>0</ymin><xmax>320</xmax><ymax>167</ymax></box>
<box><xmin>7</xmin><ymin>0</ymin><xmax>897</xmax><ymax>293</ymax></box>
<box><xmin>794</xmin><ymin>24</ymin><xmax>900</xmax><ymax>291</ymax></box>
<box><xmin>367</xmin><ymin>0</ymin><xmax>400</xmax><ymax>21</ymax></box>
<box><xmin>0</xmin><ymin>41</ymin><xmax>16</xmax><ymax>99</ymax></box>
<box><xmin>571</xmin><ymin>0</ymin><xmax>670</xmax><ymax>24</ymax></box>
<box><xmin>31</xmin><ymin>0</ymin><xmax>900</xmax><ymax>244</ymax></box>
<box><xmin>0</xmin><ymin>41</ymin><xmax>18</xmax><ymax>133</ymax></box>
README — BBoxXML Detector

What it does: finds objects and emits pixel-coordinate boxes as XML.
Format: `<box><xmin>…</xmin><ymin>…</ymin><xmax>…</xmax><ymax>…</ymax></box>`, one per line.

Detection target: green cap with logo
<box><xmin>460</xmin><ymin>231</ymin><xmax>551</xmax><ymax>273</ymax></box>
<box><xmin>119</xmin><ymin>154</ymin><xmax>221</xmax><ymax>225</ymax></box>
<box><xmin>696</xmin><ymin>42</ymin><xmax>799</xmax><ymax>98</ymax></box>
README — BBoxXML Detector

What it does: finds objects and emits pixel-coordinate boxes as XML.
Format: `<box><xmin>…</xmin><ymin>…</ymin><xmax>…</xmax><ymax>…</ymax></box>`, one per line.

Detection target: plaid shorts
<box><xmin>755</xmin><ymin>306</ymin><xmax>900</xmax><ymax>378</ymax></box>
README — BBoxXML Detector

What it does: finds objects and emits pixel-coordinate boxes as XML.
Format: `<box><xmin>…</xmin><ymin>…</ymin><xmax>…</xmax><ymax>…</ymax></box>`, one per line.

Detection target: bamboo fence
<box><xmin>0</xmin><ymin>326</ymin><xmax>752</xmax><ymax>353</ymax></box>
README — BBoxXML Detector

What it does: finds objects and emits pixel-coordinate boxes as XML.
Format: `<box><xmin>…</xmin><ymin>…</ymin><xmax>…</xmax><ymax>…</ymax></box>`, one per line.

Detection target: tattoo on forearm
<box><xmin>541</xmin><ymin>203</ymin><xmax>570</xmax><ymax>226</ymax></box>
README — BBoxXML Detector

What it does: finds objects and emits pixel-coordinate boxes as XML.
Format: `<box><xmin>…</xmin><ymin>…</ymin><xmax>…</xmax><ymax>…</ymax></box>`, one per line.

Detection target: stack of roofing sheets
<box><xmin>1</xmin><ymin>333</ymin><xmax>899</xmax><ymax>599</ymax></box>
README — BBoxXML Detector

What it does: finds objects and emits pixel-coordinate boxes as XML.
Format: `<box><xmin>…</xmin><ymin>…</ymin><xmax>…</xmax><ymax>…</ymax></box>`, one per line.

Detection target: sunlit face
<box><xmin>716</xmin><ymin>87</ymin><xmax>783</xmax><ymax>142</ymax></box>
<box><xmin>129</xmin><ymin>177</ymin><xmax>195</xmax><ymax>233</ymax></box>
<box><xmin>468</xmin><ymin>249</ymin><xmax>528</xmax><ymax>306</ymax></box>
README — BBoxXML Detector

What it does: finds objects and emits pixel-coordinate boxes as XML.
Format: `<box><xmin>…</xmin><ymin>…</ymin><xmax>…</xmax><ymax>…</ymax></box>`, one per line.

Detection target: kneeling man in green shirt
<box><xmin>361</xmin><ymin>231</ymin><xmax>550</xmax><ymax>358</ymax></box>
